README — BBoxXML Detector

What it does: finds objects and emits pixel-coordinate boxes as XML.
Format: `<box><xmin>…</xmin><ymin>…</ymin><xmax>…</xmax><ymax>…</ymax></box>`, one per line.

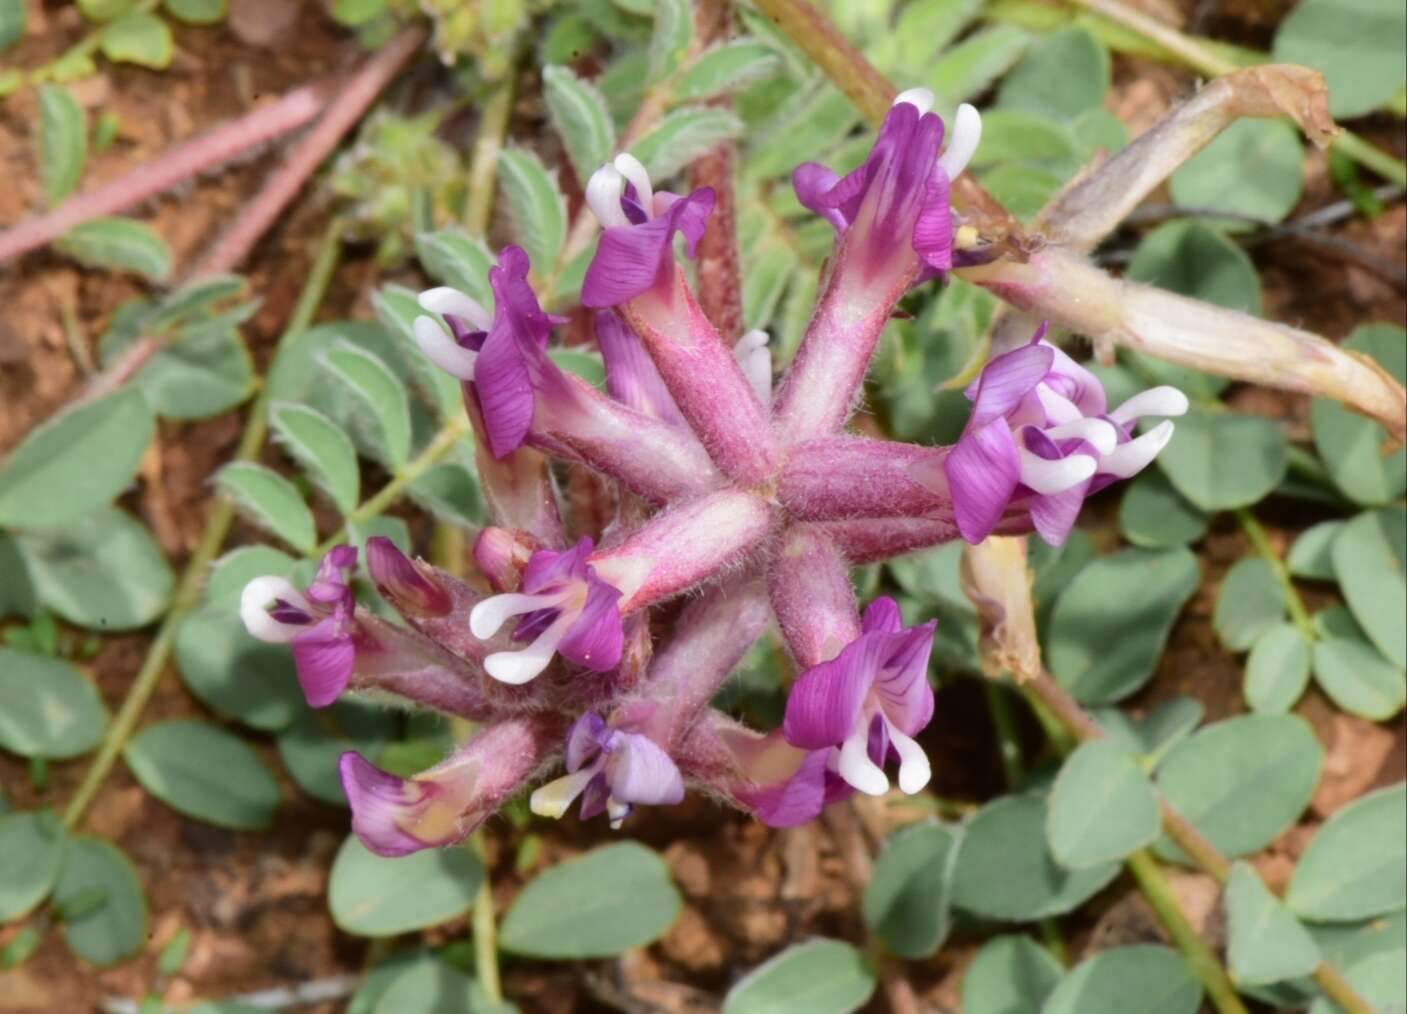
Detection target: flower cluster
<box><xmin>241</xmin><ymin>94</ymin><xmax>1185</xmax><ymax>856</ymax></box>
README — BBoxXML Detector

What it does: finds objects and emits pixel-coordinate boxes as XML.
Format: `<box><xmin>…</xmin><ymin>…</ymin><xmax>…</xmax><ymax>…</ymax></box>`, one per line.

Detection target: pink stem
<box><xmin>768</xmin><ymin>524</ymin><xmax>860</xmax><ymax>668</ymax></box>
<box><xmin>0</xmin><ymin>83</ymin><xmax>329</xmax><ymax>266</ymax></box>
<box><xmin>779</xmin><ymin>435</ymin><xmax>951</xmax><ymax>520</ymax></box>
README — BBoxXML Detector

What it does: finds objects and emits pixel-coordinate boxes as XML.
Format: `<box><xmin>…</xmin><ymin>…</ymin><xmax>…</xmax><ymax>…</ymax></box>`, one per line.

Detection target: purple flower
<box><xmin>339</xmin><ymin>717</ymin><xmax>556</xmax><ymax>856</ymax></box>
<box><xmin>580</xmin><ymin>153</ymin><xmax>715</xmax><ymax>308</ymax></box>
<box><xmin>794</xmin><ymin>90</ymin><xmax>981</xmax><ymax>285</ymax></box>
<box><xmin>412</xmin><ymin>245</ymin><xmax>567</xmax><ymax>460</ymax></box>
<box><xmin>594</xmin><ymin>309</ymin><xmax>684</xmax><ymax>425</ymax></box>
<box><xmin>240</xmin><ymin>545</ymin><xmax>367</xmax><ymax>708</ymax></box>
<box><xmin>782</xmin><ymin>597</ymin><xmax>937</xmax><ymax>797</ymax></box>
<box><xmin>530</xmin><ymin>712</ymin><xmax>684</xmax><ymax>828</ymax></box>
<box><xmin>365</xmin><ymin>536</ymin><xmax>452</xmax><ymax>616</ymax></box>
<box><xmin>469</xmin><ymin>537</ymin><xmax>624</xmax><ymax>683</ymax></box>
<box><xmin>944</xmin><ymin>323</ymin><xmax>1190</xmax><ymax>545</ymax></box>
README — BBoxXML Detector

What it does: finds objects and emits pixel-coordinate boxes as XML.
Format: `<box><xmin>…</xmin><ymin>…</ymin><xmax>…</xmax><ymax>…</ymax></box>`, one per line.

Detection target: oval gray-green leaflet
<box><xmin>277</xmin><ymin>700</ymin><xmax>397</xmax><ymax>806</ymax></box>
<box><xmin>1043</xmin><ymin>945</ymin><xmax>1202</xmax><ymax>1014</ymax></box>
<box><xmin>723</xmin><ymin>938</ymin><xmax>876</xmax><ymax>1014</ymax></box>
<box><xmin>1213</xmin><ymin>556</ymin><xmax>1288</xmax><ymax>652</ymax></box>
<box><xmin>164</xmin><ymin>0</ymin><xmax>228</xmax><ymax>25</ymax></box>
<box><xmin>215</xmin><ymin>462</ymin><xmax>316</xmax><ymax>554</ymax></box>
<box><xmin>1154</xmin><ymin>714</ymin><xmax>1322</xmax><ymax>863</ymax></box>
<box><xmin>862</xmin><ymin>821</ymin><xmax>963</xmax><ymax>959</ymax></box>
<box><xmin>1310</xmin><ymin>324</ymin><xmax>1406</xmax><ymax>505</ymax></box>
<box><xmin>0</xmin><ymin>809</ymin><xmax>66</xmax><ymax>921</ymax></box>
<box><xmin>0</xmin><ymin>648</ymin><xmax>107</xmax><ymax>759</ymax></box>
<box><xmin>630</xmin><ymin>105</ymin><xmax>744</xmax><ymax>180</ymax></box>
<box><xmin>542</xmin><ymin>65</ymin><xmax>615</xmax><ymax>183</ymax></box>
<box><xmin>123</xmin><ymin>720</ymin><xmax>281</xmax><ymax>831</ymax></box>
<box><xmin>270</xmin><ymin>402</ymin><xmax>360</xmax><ymax>516</ymax></box>
<box><xmin>1155</xmin><ymin>408</ymin><xmax>1288</xmax><ymax>512</ymax></box>
<box><xmin>1225</xmin><ymin>861</ymin><xmax>1321</xmax><ymax>985</ymax></box>
<box><xmin>0</xmin><ymin>388</ymin><xmax>154</xmax><ymax>530</ymax></box>
<box><xmin>961</xmin><ymin>934</ymin><xmax>1063</xmax><ymax>1014</ymax></box>
<box><xmin>1311</xmin><ymin>632</ymin><xmax>1405</xmax><ymax>721</ymax></box>
<box><xmin>53</xmin><ymin>837</ymin><xmax>147</xmax><ymax>966</ymax></box>
<box><xmin>1091</xmin><ymin>695</ymin><xmax>1204</xmax><ymax>769</ymax></box>
<box><xmin>324</xmin><ymin>340</ymin><xmax>413</xmax><ymax>470</ymax></box>
<box><xmin>499</xmin><ymin>841</ymin><xmax>680</xmax><ymax>958</ymax></box>
<box><xmin>1046</xmin><ymin>739</ymin><xmax>1161</xmax><ymax>869</ymax></box>
<box><xmin>1287</xmin><ymin>520</ymin><xmax>1343</xmax><ymax>580</ymax></box>
<box><xmin>38</xmin><ymin>84</ymin><xmax>86</xmax><ymax>206</ymax></box>
<box><xmin>175</xmin><ymin>601</ymin><xmax>305</xmax><ymax>732</ymax></box>
<box><xmin>996</xmin><ymin>26</ymin><xmax>1109</xmax><ymax>120</ymax></box>
<box><xmin>369</xmin><ymin>953</ymin><xmax>516</xmax><ymax>1014</ymax></box>
<box><xmin>676</xmin><ymin>39</ymin><xmax>783</xmax><ymax>101</ymax></box>
<box><xmin>1118</xmin><ymin>469</ymin><xmax>1208</xmax><ymax>549</ymax></box>
<box><xmin>1170</xmin><ymin>118</ymin><xmax>1304</xmax><ymax>228</ymax></box>
<box><xmin>0</xmin><ymin>0</ymin><xmax>25</xmax><ymax>51</ymax></box>
<box><xmin>56</xmin><ymin>216</ymin><xmax>172</xmax><ymax>281</ymax></box>
<box><xmin>1332</xmin><ymin>506</ymin><xmax>1407</xmax><ymax>670</ymax></box>
<box><xmin>99</xmin><ymin>10</ymin><xmax>173</xmax><ymax>68</ymax></box>
<box><xmin>1046</xmin><ymin>547</ymin><xmax>1200</xmax><ymax>704</ymax></box>
<box><xmin>329</xmin><ymin>834</ymin><xmax>482</xmax><ymax>937</ymax></box>
<box><xmin>17</xmin><ymin>506</ymin><xmax>174</xmax><ymax>631</ymax></box>
<box><xmin>1273</xmin><ymin>0</ymin><xmax>1407</xmax><ymax>118</ymax></box>
<box><xmin>1243</xmin><ymin>623</ymin><xmax>1312</xmax><ymax>714</ymax></box>
<box><xmin>413</xmin><ymin>229</ymin><xmax>495</xmax><ymax>304</ymax></box>
<box><xmin>952</xmin><ymin>793</ymin><xmax>1120</xmax><ymax>920</ymax></box>
<box><xmin>1288</xmin><ymin>783</ymin><xmax>1406</xmax><ymax>922</ymax></box>
<box><xmin>495</xmin><ymin>148</ymin><xmax>566</xmax><ymax>277</ymax></box>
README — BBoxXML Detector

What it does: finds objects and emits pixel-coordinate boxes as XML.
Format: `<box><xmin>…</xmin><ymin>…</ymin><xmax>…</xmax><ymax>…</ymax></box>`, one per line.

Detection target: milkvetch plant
<box><xmin>240</xmin><ymin>89</ymin><xmax>1188</xmax><ymax>854</ymax></box>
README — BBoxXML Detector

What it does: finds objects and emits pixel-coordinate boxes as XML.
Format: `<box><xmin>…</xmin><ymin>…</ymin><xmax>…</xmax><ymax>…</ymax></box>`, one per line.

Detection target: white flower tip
<box><xmin>1018</xmin><ymin>448</ymin><xmax>1098</xmax><ymax>495</ymax></box>
<box><xmin>1110</xmin><ymin>386</ymin><xmax>1190</xmax><ymax>425</ymax></box>
<box><xmin>412</xmin><ymin>315</ymin><xmax>478</xmax><ymax>381</ymax></box>
<box><xmin>529</xmin><ymin>777</ymin><xmax>577</xmax><ymax>819</ymax></box>
<box><xmin>838</xmin><ymin>734</ymin><xmax>891</xmax><ymax>796</ymax></box>
<box><xmin>938</xmin><ymin>103</ymin><xmax>982</xmax><ymax>178</ymax></box>
<box><xmin>418</xmin><ymin>286</ymin><xmax>492</xmax><ymax>331</ymax></box>
<box><xmin>1044</xmin><ymin>417</ymin><xmax>1119</xmax><ymax>457</ymax></box>
<box><xmin>485</xmin><ymin>650</ymin><xmax>551</xmax><ymax>685</ymax></box>
<box><xmin>586</xmin><ymin>164</ymin><xmax>630</xmax><ymax>228</ymax></box>
<box><xmin>239</xmin><ymin>576</ymin><xmax>306</xmax><ymax>643</ymax></box>
<box><xmin>468</xmin><ymin>597</ymin><xmax>508</xmax><ymax>640</ymax></box>
<box><xmin>888</xmin><ymin>728</ymin><xmax>932</xmax><ymax>795</ymax></box>
<box><xmin>734</xmin><ymin>330</ymin><xmax>773</xmax><ymax>406</ymax></box>
<box><xmin>1100</xmin><ymin>421</ymin><xmax>1177</xmax><ymax>478</ymax></box>
<box><xmin>893</xmin><ymin>87</ymin><xmax>935</xmax><ymax>115</ymax></box>
<box><xmin>611</xmin><ymin>152</ymin><xmax>654</xmax><ymax>210</ymax></box>
<box><xmin>607</xmin><ymin>797</ymin><xmax>630</xmax><ymax>830</ymax></box>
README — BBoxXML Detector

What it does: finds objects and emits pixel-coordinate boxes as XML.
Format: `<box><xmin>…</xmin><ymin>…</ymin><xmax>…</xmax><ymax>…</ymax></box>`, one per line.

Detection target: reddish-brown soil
<box><xmin>0</xmin><ymin>1</ymin><xmax>1403</xmax><ymax>1012</ymax></box>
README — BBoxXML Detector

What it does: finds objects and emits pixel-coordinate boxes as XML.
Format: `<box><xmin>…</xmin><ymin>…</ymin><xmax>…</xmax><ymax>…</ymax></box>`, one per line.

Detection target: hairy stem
<box><xmin>61</xmin><ymin>219</ymin><xmax>346</xmax><ymax>831</ymax></box>
<box><xmin>1125</xmin><ymin>849</ymin><xmax>1250</xmax><ymax>1014</ymax></box>
<box><xmin>0</xmin><ymin>82</ymin><xmax>329</xmax><ymax>265</ymax></box>
<box><xmin>80</xmin><ymin>27</ymin><xmax>426</xmax><ymax>407</ymax></box>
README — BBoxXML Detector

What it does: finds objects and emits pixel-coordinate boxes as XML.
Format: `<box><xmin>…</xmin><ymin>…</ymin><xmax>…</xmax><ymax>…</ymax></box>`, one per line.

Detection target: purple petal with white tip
<box><xmin>474</xmin><ymin>322</ymin><xmax>537</xmax><ymax>460</ymax></box>
<box><xmin>872</xmin><ymin>621</ymin><xmax>937</xmax><ymax>736</ymax></box>
<box><xmin>581</xmin><ymin>188</ymin><xmax>715</xmax><ymax>308</ymax></box>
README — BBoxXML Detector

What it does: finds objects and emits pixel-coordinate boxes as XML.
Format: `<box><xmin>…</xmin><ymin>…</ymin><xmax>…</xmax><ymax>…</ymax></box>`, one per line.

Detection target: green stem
<box><xmin>313</xmin><ymin>416</ymin><xmax>469</xmax><ymax>557</ymax></box>
<box><xmin>983</xmin><ymin>681</ymin><xmax>1026</xmax><ymax>789</ymax></box>
<box><xmin>469</xmin><ymin>834</ymin><xmax>502</xmax><ymax>1003</ymax></box>
<box><xmin>62</xmin><ymin>218</ymin><xmax>346</xmax><ymax>831</ymax></box>
<box><xmin>1126</xmin><ymin>850</ymin><xmax>1250</xmax><ymax>1014</ymax></box>
<box><xmin>1235</xmin><ymin>508</ymin><xmax>1317</xmax><ymax>641</ymax></box>
<box><xmin>464</xmin><ymin>75</ymin><xmax>514</xmax><ymax>237</ymax></box>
